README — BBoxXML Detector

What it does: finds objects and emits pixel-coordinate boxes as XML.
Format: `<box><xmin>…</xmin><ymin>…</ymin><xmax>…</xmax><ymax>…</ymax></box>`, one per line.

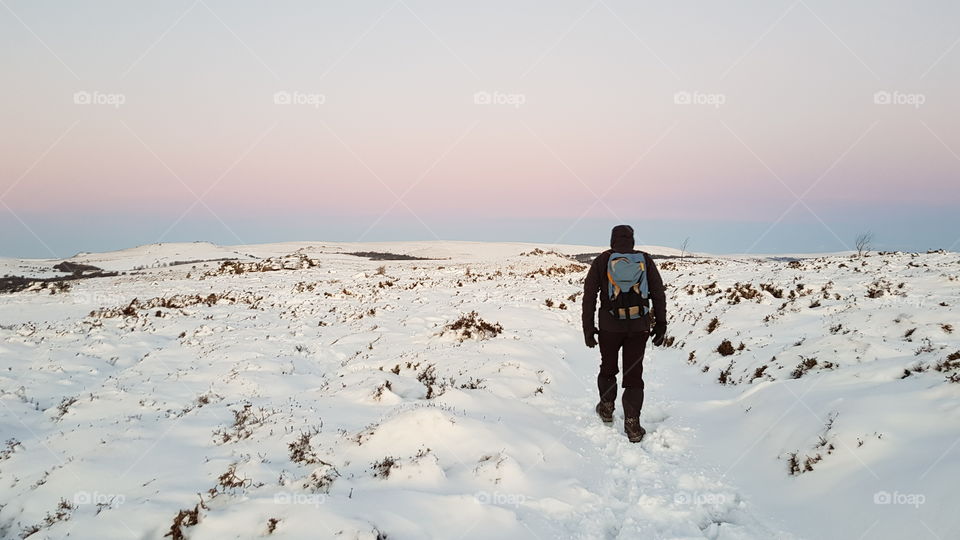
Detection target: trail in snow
<box><xmin>526</xmin><ymin>349</ymin><xmax>797</xmax><ymax>540</ymax></box>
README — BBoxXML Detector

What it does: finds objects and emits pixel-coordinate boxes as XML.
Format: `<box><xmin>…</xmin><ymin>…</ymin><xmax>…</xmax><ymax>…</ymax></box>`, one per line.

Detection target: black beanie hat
<box><xmin>610</xmin><ymin>225</ymin><xmax>635</xmax><ymax>252</ymax></box>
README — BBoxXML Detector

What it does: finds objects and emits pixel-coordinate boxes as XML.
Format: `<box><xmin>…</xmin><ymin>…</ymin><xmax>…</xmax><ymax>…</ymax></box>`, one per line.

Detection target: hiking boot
<box><xmin>595</xmin><ymin>401</ymin><xmax>615</xmax><ymax>423</ymax></box>
<box><xmin>624</xmin><ymin>417</ymin><xmax>646</xmax><ymax>443</ymax></box>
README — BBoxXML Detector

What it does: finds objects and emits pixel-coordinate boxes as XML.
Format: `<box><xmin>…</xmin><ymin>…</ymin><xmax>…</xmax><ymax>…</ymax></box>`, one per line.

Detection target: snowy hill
<box><xmin>0</xmin><ymin>242</ymin><xmax>956</xmax><ymax>539</ymax></box>
<box><xmin>52</xmin><ymin>240</ymin><xmax>684</xmax><ymax>272</ymax></box>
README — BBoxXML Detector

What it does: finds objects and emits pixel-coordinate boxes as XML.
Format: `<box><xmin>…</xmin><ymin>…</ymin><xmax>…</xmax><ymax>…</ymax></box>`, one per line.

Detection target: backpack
<box><xmin>606</xmin><ymin>252</ymin><xmax>650</xmax><ymax>320</ymax></box>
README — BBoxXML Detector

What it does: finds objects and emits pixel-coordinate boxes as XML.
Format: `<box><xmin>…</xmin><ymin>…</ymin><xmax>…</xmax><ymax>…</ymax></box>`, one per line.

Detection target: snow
<box><xmin>59</xmin><ymin>240</ymin><xmax>684</xmax><ymax>272</ymax></box>
<box><xmin>0</xmin><ymin>242</ymin><xmax>957</xmax><ymax>539</ymax></box>
<box><xmin>0</xmin><ymin>258</ymin><xmax>67</xmax><ymax>280</ymax></box>
<box><xmin>64</xmin><ymin>241</ymin><xmax>259</xmax><ymax>273</ymax></box>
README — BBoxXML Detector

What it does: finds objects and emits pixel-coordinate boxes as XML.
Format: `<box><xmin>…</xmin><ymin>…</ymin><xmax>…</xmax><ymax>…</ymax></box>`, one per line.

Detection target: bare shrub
<box><xmin>213</xmin><ymin>403</ymin><xmax>274</xmax><ymax>444</ymax></box>
<box><xmin>373</xmin><ymin>380</ymin><xmax>393</xmax><ymax>401</ymax></box>
<box><xmin>527</xmin><ymin>263</ymin><xmax>587</xmax><ymax>278</ymax></box>
<box><xmin>289</xmin><ymin>429</ymin><xmax>326</xmax><ymax>465</ymax></box>
<box><xmin>90</xmin><ymin>292</ymin><xmax>264</xmax><ymax>319</ymax></box>
<box><xmin>20</xmin><ymin>499</ymin><xmax>74</xmax><ymax>538</ymax></box>
<box><xmin>208</xmin><ymin>463</ymin><xmax>254</xmax><ymax>497</ymax></box>
<box><xmin>750</xmin><ymin>365</ymin><xmax>769</xmax><ymax>383</ymax></box>
<box><xmin>866</xmin><ymin>280</ymin><xmax>889</xmax><ymax>298</ymax></box>
<box><xmin>417</xmin><ymin>364</ymin><xmax>447</xmax><ymax>399</ymax></box>
<box><xmin>726</xmin><ymin>283</ymin><xmax>762</xmax><ymax>304</ymax></box>
<box><xmin>934</xmin><ymin>351</ymin><xmax>960</xmax><ymax>383</ymax></box>
<box><xmin>1</xmin><ymin>438</ymin><xmax>23</xmax><ymax>461</ymax></box>
<box><xmin>443</xmin><ymin>311</ymin><xmax>503</xmax><ymax>342</ymax></box>
<box><xmin>786</xmin><ymin>452</ymin><xmax>801</xmax><ymax>475</ymax></box>
<box><xmin>49</xmin><ymin>281</ymin><xmax>71</xmax><ymax>294</ymax></box>
<box><xmin>459</xmin><ymin>377</ymin><xmax>486</xmax><ymax>390</ymax></box>
<box><xmin>790</xmin><ymin>357</ymin><xmax>835</xmax><ymax>378</ymax></box>
<box><xmin>371</xmin><ymin>456</ymin><xmax>398</xmax><ymax>479</ymax></box>
<box><xmin>760</xmin><ymin>283</ymin><xmax>784</xmax><ymax>298</ymax></box>
<box><xmin>54</xmin><ymin>396</ymin><xmax>77</xmax><ymax>420</ymax></box>
<box><xmin>855</xmin><ymin>232</ymin><xmax>873</xmax><ymax>257</ymax></box>
<box><xmin>717</xmin><ymin>362</ymin><xmax>735</xmax><ymax>385</ymax></box>
<box><xmin>706</xmin><ymin>317</ymin><xmax>720</xmax><ymax>334</ymax></box>
<box><xmin>165</xmin><ymin>497</ymin><xmax>207</xmax><ymax>540</ymax></box>
<box><xmin>203</xmin><ymin>254</ymin><xmax>318</xmax><ymax>276</ymax></box>
<box><xmin>304</xmin><ymin>467</ymin><xmax>339</xmax><ymax>493</ymax></box>
<box><xmin>786</xmin><ymin>413</ymin><xmax>837</xmax><ymax>476</ymax></box>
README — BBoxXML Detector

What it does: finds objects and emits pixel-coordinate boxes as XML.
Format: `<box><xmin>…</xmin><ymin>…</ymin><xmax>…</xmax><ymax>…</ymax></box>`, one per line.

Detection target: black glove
<box><xmin>651</xmin><ymin>323</ymin><xmax>667</xmax><ymax>347</ymax></box>
<box><xmin>584</xmin><ymin>327</ymin><xmax>598</xmax><ymax>348</ymax></box>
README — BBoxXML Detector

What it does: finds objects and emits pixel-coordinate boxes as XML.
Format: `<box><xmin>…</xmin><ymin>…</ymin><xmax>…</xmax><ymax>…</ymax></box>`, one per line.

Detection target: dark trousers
<box><xmin>597</xmin><ymin>329</ymin><xmax>648</xmax><ymax>419</ymax></box>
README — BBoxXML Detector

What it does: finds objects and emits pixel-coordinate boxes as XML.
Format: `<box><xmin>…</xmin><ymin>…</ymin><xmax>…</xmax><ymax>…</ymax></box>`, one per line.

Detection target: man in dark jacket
<box><xmin>582</xmin><ymin>225</ymin><xmax>667</xmax><ymax>442</ymax></box>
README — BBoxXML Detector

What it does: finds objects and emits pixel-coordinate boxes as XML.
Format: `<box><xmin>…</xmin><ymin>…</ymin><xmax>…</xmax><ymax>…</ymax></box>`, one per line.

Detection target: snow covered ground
<box><xmin>0</xmin><ymin>241</ymin><xmax>957</xmax><ymax>539</ymax></box>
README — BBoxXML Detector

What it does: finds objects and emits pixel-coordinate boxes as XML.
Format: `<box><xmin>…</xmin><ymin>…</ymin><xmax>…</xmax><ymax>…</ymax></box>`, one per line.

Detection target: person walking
<box><xmin>582</xmin><ymin>225</ymin><xmax>667</xmax><ymax>442</ymax></box>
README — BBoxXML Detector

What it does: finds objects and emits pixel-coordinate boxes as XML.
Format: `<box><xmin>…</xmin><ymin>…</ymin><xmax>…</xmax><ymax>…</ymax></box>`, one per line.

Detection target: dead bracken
<box><xmin>289</xmin><ymin>429</ymin><xmax>325</xmax><ymax>465</ymax></box>
<box><xmin>371</xmin><ymin>456</ymin><xmax>398</xmax><ymax>479</ymax></box>
<box><xmin>89</xmin><ymin>292</ymin><xmax>264</xmax><ymax>318</ymax></box>
<box><xmin>164</xmin><ymin>497</ymin><xmax>208</xmax><ymax>540</ymax></box>
<box><xmin>527</xmin><ymin>263</ymin><xmax>587</xmax><ymax>278</ymax></box>
<box><xmin>706</xmin><ymin>317</ymin><xmax>720</xmax><ymax>334</ymax></box>
<box><xmin>202</xmin><ymin>254</ymin><xmax>319</xmax><ymax>276</ymax></box>
<box><xmin>790</xmin><ymin>357</ymin><xmax>836</xmax><ymax>379</ymax></box>
<box><xmin>213</xmin><ymin>403</ymin><xmax>274</xmax><ymax>444</ymax></box>
<box><xmin>443</xmin><ymin>311</ymin><xmax>503</xmax><ymax>341</ymax></box>
<box><xmin>717</xmin><ymin>340</ymin><xmax>736</xmax><ymax>356</ymax></box>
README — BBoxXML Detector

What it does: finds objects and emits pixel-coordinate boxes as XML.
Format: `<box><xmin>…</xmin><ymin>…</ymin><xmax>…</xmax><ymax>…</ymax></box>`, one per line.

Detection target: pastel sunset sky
<box><xmin>2</xmin><ymin>0</ymin><xmax>959</xmax><ymax>257</ymax></box>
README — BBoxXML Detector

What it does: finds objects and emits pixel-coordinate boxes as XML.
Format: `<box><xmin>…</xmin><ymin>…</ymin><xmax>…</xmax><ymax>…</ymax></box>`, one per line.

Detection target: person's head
<box><xmin>610</xmin><ymin>224</ymin><xmax>635</xmax><ymax>252</ymax></box>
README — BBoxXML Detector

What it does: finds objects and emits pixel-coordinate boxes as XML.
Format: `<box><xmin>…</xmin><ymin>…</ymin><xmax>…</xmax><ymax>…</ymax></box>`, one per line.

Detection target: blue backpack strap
<box><xmin>637</xmin><ymin>253</ymin><xmax>650</xmax><ymax>301</ymax></box>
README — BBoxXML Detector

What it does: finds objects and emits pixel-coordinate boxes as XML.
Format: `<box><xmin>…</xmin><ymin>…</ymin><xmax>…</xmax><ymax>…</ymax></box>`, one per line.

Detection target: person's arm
<box><xmin>582</xmin><ymin>256</ymin><xmax>601</xmax><ymax>331</ymax></box>
<box><xmin>581</xmin><ymin>256</ymin><xmax>602</xmax><ymax>347</ymax></box>
<box><xmin>645</xmin><ymin>255</ymin><xmax>667</xmax><ymax>327</ymax></box>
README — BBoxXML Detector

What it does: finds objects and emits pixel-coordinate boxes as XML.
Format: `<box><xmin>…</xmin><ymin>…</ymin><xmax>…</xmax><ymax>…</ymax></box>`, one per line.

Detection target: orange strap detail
<box><xmin>607</xmin><ymin>270</ymin><xmax>621</xmax><ymax>297</ymax></box>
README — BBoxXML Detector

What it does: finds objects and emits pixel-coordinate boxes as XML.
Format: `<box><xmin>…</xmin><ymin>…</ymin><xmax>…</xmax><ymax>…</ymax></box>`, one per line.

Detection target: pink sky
<box><xmin>2</xmin><ymin>1</ymin><xmax>959</xmax><ymax>255</ymax></box>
